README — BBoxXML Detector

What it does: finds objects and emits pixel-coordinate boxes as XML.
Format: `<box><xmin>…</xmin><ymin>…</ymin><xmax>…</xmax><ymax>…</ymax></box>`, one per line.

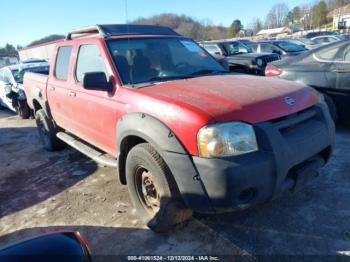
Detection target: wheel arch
<box><xmin>116</xmin><ymin>112</ymin><xmax>187</xmax><ymax>185</ymax></box>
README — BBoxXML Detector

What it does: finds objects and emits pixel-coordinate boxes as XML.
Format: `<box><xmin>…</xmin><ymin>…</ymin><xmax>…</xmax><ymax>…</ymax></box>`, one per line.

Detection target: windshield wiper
<box><xmin>189</xmin><ymin>69</ymin><xmax>226</xmax><ymax>76</ymax></box>
<box><xmin>147</xmin><ymin>75</ymin><xmax>191</xmax><ymax>82</ymax></box>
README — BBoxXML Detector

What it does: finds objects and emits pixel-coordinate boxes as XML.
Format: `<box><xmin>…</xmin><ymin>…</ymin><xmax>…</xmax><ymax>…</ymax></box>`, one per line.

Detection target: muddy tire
<box><xmin>324</xmin><ymin>94</ymin><xmax>338</xmax><ymax>123</ymax></box>
<box><xmin>126</xmin><ymin>143</ymin><xmax>192</xmax><ymax>232</ymax></box>
<box><xmin>16</xmin><ymin>100</ymin><xmax>30</xmax><ymax>119</ymax></box>
<box><xmin>35</xmin><ymin>109</ymin><xmax>65</xmax><ymax>151</ymax></box>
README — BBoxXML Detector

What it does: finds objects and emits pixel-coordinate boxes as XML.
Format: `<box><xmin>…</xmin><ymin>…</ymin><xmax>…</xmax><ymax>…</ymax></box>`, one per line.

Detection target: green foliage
<box><xmin>228</xmin><ymin>20</ymin><xmax>242</xmax><ymax>37</ymax></box>
<box><xmin>132</xmin><ymin>13</ymin><xmax>228</xmax><ymax>40</ymax></box>
<box><xmin>0</xmin><ymin>43</ymin><xmax>18</xmax><ymax>56</ymax></box>
<box><xmin>312</xmin><ymin>1</ymin><xmax>328</xmax><ymax>28</ymax></box>
<box><xmin>27</xmin><ymin>34</ymin><xmax>65</xmax><ymax>47</ymax></box>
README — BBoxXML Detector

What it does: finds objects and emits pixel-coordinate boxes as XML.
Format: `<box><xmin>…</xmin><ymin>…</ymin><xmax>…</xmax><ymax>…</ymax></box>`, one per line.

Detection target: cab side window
<box><xmin>75</xmin><ymin>44</ymin><xmax>108</xmax><ymax>83</ymax></box>
<box><xmin>55</xmin><ymin>46</ymin><xmax>72</xmax><ymax>81</ymax></box>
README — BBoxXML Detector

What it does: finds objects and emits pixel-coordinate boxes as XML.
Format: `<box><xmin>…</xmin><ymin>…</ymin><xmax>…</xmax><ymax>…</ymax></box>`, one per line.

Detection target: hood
<box><xmin>138</xmin><ymin>74</ymin><xmax>318</xmax><ymax>124</ymax></box>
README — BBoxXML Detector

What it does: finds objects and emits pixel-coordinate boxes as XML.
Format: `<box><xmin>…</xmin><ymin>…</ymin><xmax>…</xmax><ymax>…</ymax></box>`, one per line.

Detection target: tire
<box><xmin>324</xmin><ymin>94</ymin><xmax>338</xmax><ymax>123</ymax></box>
<box><xmin>16</xmin><ymin>100</ymin><xmax>30</xmax><ymax>119</ymax></box>
<box><xmin>125</xmin><ymin>143</ymin><xmax>192</xmax><ymax>232</ymax></box>
<box><xmin>35</xmin><ymin>109</ymin><xmax>65</xmax><ymax>151</ymax></box>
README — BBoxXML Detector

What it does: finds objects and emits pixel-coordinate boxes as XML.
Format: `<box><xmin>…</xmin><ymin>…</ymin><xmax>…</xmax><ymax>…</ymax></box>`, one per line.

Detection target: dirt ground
<box><xmin>0</xmin><ymin>108</ymin><xmax>350</xmax><ymax>260</ymax></box>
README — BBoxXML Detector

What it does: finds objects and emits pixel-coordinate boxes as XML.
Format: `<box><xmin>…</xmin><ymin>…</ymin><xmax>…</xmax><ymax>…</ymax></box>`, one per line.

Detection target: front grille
<box><xmin>262</xmin><ymin>55</ymin><xmax>281</xmax><ymax>65</ymax></box>
<box><xmin>270</xmin><ymin>107</ymin><xmax>318</xmax><ymax>132</ymax></box>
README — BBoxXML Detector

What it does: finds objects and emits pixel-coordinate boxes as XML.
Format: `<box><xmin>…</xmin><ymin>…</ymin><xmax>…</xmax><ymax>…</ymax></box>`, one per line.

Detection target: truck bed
<box><xmin>23</xmin><ymin>72</ymin><xmax>49</xmax><ymax>110</ymax></box>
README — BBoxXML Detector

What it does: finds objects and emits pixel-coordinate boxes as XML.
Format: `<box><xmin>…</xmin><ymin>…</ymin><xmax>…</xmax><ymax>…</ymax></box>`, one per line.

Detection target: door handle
<box><xmin>48</xmin><ymin>86</ymin><xmax>55</xmax><ymax>91</ymax></box>
<box><xmin>333</xmin><ymin>69</ymin><xmax>348</xmax><ymax>73</ymax></box>
<box><xmin>68</xmin><ymin>91</ymin><xmax>76</xmax><ymax>97</ymax></box>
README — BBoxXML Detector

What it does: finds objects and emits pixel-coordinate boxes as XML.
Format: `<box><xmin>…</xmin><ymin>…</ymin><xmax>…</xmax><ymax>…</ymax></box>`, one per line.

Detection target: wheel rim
<box><xmin>135</xmin><ymin>166</ymin><xmax>160</xmax><ymax>214</ymax></box>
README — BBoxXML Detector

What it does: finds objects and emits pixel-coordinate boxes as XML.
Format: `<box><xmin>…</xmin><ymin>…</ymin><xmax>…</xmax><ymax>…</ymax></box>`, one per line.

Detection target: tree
<box><xmin>132</xmin><ymin>13</ymin><xmax>228</xmax><ymax>40</ymax></box>
<box><xmin>0</xmin><ymin>43</ymin><xmax>18</xmax><ymax>56</ymax></box>
<box><xmin>265</xmin><ymin>3</ymin><xmax>290</xmax><ymax>28</ymax></box>
<box><xmin>228</xmin><ymin>19</ymin><xmax>242</xmax><ymax>37</ymax></box>
<box><xmin>27</xmin><ymin>34</ymin><xmax>65</xmax><ymax>47</ymax></box>
<box><xmin>248</xmin><ymin>18</ymin><xmax>263</xmax><ymax>35</ymax></box>
<box><xmin>312</xmin><ymin>1</ymin><xmax>328</xmax><ymax>28</ymax></box>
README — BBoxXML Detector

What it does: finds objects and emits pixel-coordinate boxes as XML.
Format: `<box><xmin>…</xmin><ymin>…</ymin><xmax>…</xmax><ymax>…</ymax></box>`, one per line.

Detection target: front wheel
<box><xmin>35</xmin><ymin>109</ymin><xmax>65</xmax><ymax>151</ymax></box>
<box><xmin>126</xmin><ymin>143</ymin><xmax>192</xmax><ymax>232</ymax></box>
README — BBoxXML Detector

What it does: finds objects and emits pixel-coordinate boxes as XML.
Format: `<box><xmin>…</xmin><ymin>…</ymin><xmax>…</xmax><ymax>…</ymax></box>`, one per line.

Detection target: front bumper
<box><xmin>169</xmin><ymin>103</ymin><xmax>335</xmax><ymax>212</ymax></box>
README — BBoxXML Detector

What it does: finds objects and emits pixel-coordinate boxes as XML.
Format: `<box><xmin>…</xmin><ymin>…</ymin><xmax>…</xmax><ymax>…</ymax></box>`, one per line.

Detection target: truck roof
<box><xmin>66</xmin><ymin>24</ymin><xmax>180</xmax><ymax>40</ymax></box>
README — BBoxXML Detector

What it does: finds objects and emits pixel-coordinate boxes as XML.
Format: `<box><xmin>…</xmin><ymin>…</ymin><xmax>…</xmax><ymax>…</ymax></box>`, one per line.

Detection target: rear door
<box><xmin>47</xmin><ymin>45</ymin><xmax>75</xmax><ymax>130</ymax></box>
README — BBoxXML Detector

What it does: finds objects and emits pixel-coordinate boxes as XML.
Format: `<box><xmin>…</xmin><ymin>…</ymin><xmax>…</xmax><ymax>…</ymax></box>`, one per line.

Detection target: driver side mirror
<box><xmin>83</xmin><ymin>72</ymin><xmax>113</xmax><ymax>92</ymax></box>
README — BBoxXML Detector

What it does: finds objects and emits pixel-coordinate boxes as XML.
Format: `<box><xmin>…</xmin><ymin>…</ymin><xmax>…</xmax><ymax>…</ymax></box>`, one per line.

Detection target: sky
<box><xmin>0</xmin><ymin>0</ymin><xmax>309</xmax><ymax>47</ymax></box>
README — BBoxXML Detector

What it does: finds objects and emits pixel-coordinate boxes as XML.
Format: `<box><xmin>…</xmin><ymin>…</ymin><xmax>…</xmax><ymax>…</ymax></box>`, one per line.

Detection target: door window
<box><xmin>55</xmin><ymin>46</ymin><xmax>72</xmax><ymax>81</ymax></box>
<box><xmin>314</xmin><ymin>44</ymin><xmax>343</xmax><ymax>62</ymax></box>
<box><xmin>75</xmin><ymin>44</ymin><xmax>108</xmax><ymax>83</ymax></box>
<box><xmin>260</xmin><ymin>43</ymin><xmax>279</xmax><ymax>53</ymax></box>
<box><xmin>203</xmin><ymin>45</ymin><xmax>222</xmax><ymax>55</ymax></box>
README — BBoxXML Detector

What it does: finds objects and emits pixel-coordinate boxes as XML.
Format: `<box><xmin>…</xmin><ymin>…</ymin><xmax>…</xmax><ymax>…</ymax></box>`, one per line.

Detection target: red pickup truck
<box><xmin>24</xmin><ymin>24</ymin><xmax>335</xmax><ymax>232</ymax></box>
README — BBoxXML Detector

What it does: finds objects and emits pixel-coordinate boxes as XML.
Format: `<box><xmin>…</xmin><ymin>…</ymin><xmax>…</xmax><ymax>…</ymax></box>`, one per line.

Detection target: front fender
<box><xmin>116</xmin><ymin>113</ymin><xmax>211</xmax><ymax>211</ymax></box>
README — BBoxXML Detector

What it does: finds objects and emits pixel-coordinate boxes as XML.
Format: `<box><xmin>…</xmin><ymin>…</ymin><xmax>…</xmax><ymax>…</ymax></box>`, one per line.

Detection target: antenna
<box><xmin>125</xmin><ymin>0</ymin><xmax>134</xmax><ymax>85</ymax></box>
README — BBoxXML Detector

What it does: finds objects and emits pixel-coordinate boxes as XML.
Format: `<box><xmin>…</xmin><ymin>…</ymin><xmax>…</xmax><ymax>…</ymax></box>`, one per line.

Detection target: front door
<box><xmin>68</xmin><ymin>40</ymin><xmax>119</xmax><ymax>154</ymax></box>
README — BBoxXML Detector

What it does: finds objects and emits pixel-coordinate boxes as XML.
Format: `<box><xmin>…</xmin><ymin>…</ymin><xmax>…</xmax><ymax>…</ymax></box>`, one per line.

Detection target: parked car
<box><xmin>265</xmin><ymin>40</ymin><xmax>350</xmax><ymax>122</ymax></box>
<box><xmin>236</xmin><ymin>39</ymin><xmax>252</xmax><ymax>46</ymax></box>
<box><xmin>199</xmin><ymin>40</ymin><xmax>281</xmax><ymax>75</ymax></box>
<box><xmin>24</xmin><ymin>24</ymin><xmax>335</xmax><ymax>232</ymax></box>
<box><xmin>211</xmin><ymin>53</ymin><xmax>229</xmax><ymax>71</ymax></box>
<box><xmin>310</xmin><ymin>35</ymin><xmax>344</xmax><ymax>46</ymax></box>
<box><xmin>247</xmin><ymin>40</ymin><xmax>308</xmax><ymax>57</ymax></box>
<box><xmin>287</xmin><ymin>38</ymin><xmax>321</xmax><ymax>50</ymax></box>
<box><xmin>21</xmin><ymin>58</ymin><xmax>48</xmax><ymax>64</ymax></box>
<box><xmin>0</xmin><ymin>231</ymin><xmax>91</xmax><ymax>262</ymax></box>
<box><xmin>305</xmin><ymin>31</ymin><xmax>340</xmax><ymax>39</ymax></box>
<box><xmin>0</xmin><ymin>61</ymin><xmax>49</xmax><ymax>118</ymax></box>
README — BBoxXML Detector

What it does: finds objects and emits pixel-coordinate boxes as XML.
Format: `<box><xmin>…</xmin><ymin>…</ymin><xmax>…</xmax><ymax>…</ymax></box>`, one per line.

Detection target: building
<box><xmin>329</xmin><ymin>4</ymin><xmax>350</xmax><ymax>30</ymax></box>
<box><xmin>256</xmin><ymin>27</ymin><xmax>293</xmax><ymax>39</ymax></box>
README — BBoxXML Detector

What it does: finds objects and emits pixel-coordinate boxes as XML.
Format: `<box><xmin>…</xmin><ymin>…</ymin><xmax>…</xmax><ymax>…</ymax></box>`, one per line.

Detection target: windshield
<box><xmin>274</xmin><ymin>41</ymin><xmax>307</xmax><ymax>52</ymax></box>
<box><xmin>222</xmin><ymin>42</ymin><xmax>252</xmax><ymax>55</ymax></box>
<box><xmin>107</xmin><ymin>38</ymin><xmax>225</xmax><ymax>85</ymax></box>
<box><xmin>11</xmin><ymin>66</ymin><xmax>49</xmax><ymax>83</ymax></box>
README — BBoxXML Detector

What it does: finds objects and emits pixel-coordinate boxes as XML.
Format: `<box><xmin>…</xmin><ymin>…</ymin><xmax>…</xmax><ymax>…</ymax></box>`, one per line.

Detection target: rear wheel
<box><xmin>35</xmin><ymin>109</ymin><xmax>65</xmax><ymax>151</ymax></box>
<box><xmin>126</xmin><ymin>143</ymin><xmax>192</xmax><ymax>232</ymax></box>
<box><xmin>16</xmin><ymin>100</ymin><xmax>30</xmax><ymax>119</ymax></box>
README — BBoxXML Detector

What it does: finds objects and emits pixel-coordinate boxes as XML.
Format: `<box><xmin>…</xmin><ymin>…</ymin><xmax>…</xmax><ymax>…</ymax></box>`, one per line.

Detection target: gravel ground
<box><xmin>0</xmin><ymin>108</ymin><xmax>349</xmax><ymax>260</ymax></box>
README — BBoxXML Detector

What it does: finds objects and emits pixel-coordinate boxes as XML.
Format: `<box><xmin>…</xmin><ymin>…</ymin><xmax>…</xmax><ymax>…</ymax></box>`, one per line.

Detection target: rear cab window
<box><xmin>55</xmin><ymin>46</ymin><xmax>72</xmax><ymax>81</ymax></box>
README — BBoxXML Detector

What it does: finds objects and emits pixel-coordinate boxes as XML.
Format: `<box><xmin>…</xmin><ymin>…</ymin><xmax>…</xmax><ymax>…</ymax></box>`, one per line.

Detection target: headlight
<box><xmin>256</xmin><ymin>58</ymin><xmax>264</xmax><ymax>67</ymax></box>
<box><xmin>198</xmin><ymin>122</ymin><xmax>258</xmax><ymax>158</ymax></box>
